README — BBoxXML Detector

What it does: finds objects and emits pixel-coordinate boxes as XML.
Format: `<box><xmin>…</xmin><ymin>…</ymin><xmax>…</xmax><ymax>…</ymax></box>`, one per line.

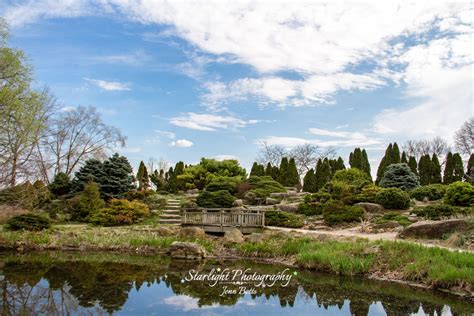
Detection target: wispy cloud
<box><xmin>214</xmin><ymin>154</ymin><xmax>238</xmax><ymax>161</ymax></box>
<box><xmin>170</xmin><ymin>139</ymin><xmax>193</xmax><ymax>148</ymax></box>
<box><xmin>170</xmin><ymin>112</ymin><xmax>257</xmax><ymax>131</ymax></box>
<box><xmin>90</xmin><ymin>50</ymin><xmax>152</xmax><ymax>66</ymax></box>
<box><xmin>84</xmin><ymin>78</ymin><xmax>131</xmax><ymax>91</ymax></box>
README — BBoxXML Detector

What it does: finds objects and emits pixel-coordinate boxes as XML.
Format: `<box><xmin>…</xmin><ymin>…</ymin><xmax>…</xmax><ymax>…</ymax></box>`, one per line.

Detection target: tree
<box><xmin>376</xmin><ymin>143</ymin><xmax>400</xmax><ymax>183</ymax></box>
<box><xmin>71</xmin><ymin>159</ymin><xmax>104</xmax><ymax>192</ymax></box>
<box><xmin>349</xmin><ymin>148</ymin><xmax>370</xmax><ymax>179</ymax></box>
<box><xmin>38</xmin><ymin>106</ymin><xmax>126</xmax><ymax>182</ymax></box>
<box><xmin>48</xmin><ymin>172</ymin><xmax>71</xmax><ymax>197</ymax></box>
<box><xmin>136</xmin><ymin>161</ymin><xmax>149</xmax><ymax>191</ymax></box>
<box><xmin>287</xmin><ymin>158</ymin><xmax>300</xmax><ymax>187</ymax></box>
<box><xmin>391</xmin><ymin>142</ymin><xmax>401</xmax><ymax>165</ymax></box>
<box><xmin>250</xmin><ymin>162</ymin><xmax>265</xmax><ymax>177</ymax></box>
<box><xmin>430</xmin><ymin>153</ymin><xmax>442</xmax><ymax>184</ymax></box>
<box><xmin>418</xmin><ymin>154</ymin><xmax>432</xmax><ymax>185</ymax></box>
<box><xmin>408</xmin><ymin>156</ymin><xmax>418</xmax><ymax>176</ymax></box>
<box><xmin>168</xmin><ymin>161</ymin><xmax>185</xmax><ymax>192</ymax></box>
<box><xmin>99</xmin><ymin>154</ymin><xmax>134</xmax><ymax>199</ymax></box>
<box><xmin>453</xmin><ymin>153</ymin><xmax>464</xmax><ymax>182</ymax></box>
<box><xmin>303</xmin><ymin>169</ymin><xmax>317</xmax><ymax>193</ymax></box>
<box><xmin>466</xmin><ymin>154</ymin><xmax>474</xmax><ymax>184</ymax></box>
<box><xmin>443</xmin><ymin>152</ymin><xmax>455</xmax><ymax>184</ymax></box>
<box><xmin>379</xmin><ymin>163</ymin><xmax>419</xmax><ymax>191</ymax></box>
<box><xmin>402</xmin><ymin>137</ymin><xmax>450</xmax><ymax>160</ymax></box>
<box><xmin>73</xmin><ymin>181</ymin><xmax>105</xmax><ymax>222</ymax></box>
<box><xmin>278</xmin><ymin>157</ymin><xmax>289</xmax><ymax>185</ymax></box>
<box><xmin>401</xmin><ymin>151</ymin><xmax>408</xmax><ymax>164</ymax></box>
<box><xmin>315</xmin><ymin>158</ymin><xmax>332</xmax><ymax>191</ymax></box>
<box><xmin>454</xmin><ymin>118</ymin><xmax>473</xmax><ymax>156</ymax></box>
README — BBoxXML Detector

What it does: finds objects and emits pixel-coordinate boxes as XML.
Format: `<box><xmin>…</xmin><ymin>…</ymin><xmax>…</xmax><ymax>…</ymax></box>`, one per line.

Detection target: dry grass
<box><xmin>0</xmin><ymin>204</ymin><xmax>29</xmax><ymax>224</ymax></box>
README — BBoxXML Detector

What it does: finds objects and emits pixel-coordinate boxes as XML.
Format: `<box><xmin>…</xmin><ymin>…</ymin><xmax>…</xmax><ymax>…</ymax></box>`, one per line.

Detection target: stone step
<box><xmin>163</xmin><ymin>209</ymin><xmax>180</xmax><ymax>213</ymax></box>
<box><xmin>160</xmin><ymin>214</ymin><xmax>181</xmax><ymax>219</ymax></box>
<box><xmin>159</xmin><ymin>219</ymin><xmax>182</xmax><ymax>224</ymax></box>
<box><xmin>167</xmin><ymin>200</ymin><xmax>180</xmax><ymax>203</ymax></box>
<box><xmin>166</xmin><ymin>204</ymin><xmax>180</xmax><ymax>208</ymax></box>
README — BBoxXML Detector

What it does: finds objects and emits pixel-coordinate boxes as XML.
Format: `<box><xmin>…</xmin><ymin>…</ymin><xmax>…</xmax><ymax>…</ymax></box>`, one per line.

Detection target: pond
<box><xmin>0</xmin><ymin>252</ymin><xmax>472</xmax><ymax>315</ymax></box>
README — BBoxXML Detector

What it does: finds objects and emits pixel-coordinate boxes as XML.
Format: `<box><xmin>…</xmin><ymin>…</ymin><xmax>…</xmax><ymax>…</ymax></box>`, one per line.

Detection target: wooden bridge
<box><xmin>182</xmin><ymin>209</ymin><xmax>265</xmax><ymax>233</ymax></box>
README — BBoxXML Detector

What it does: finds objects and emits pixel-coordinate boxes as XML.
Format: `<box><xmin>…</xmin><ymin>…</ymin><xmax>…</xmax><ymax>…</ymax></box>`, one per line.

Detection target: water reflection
<box><xmin>0</xmin><ymin>252</ymin><xmax>472</xmax><ymax>315</ymax></box>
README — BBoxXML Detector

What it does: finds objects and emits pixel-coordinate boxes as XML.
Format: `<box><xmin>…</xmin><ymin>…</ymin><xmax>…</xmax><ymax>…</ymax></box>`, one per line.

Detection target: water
<box><xmin>0</xmin><ymin>252</ymin><xmax>472</xmax><ymax>315</ymax></box>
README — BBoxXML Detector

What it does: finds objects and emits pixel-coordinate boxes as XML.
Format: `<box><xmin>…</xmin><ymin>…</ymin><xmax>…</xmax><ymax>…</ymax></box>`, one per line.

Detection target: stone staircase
<box><xmin>158</xmin><ymin>199</ymin><xmax>182</xmax><ymax>225</ymax></box>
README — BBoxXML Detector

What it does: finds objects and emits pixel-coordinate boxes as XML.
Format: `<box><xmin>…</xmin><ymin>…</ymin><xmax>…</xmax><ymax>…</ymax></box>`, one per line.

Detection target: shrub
<box><xmin>411</xmin><ymin>204</ymin><xmax>473</xmax><ymax>220</ymax></box>
<box><xmin>6</xmin><ymin>213</ymin><xmax>51</xmax><ymax>231</ymax></box>
<box><xmin>196</xmin><ymin>190</ymin><xmax>236</xmax><ymax>208</ymax></box>
<box><xmin>411</xmin><ymin>184</ymin><xmax>447</xmax><ymax>201</ymax></box>
<box><xmin>48</xmin><ymin>172</ymin><xmax>72</xmax><ymax>197</ymax></box>
<box><xmin>71</xmin><ymin>182</ymin><xmax>105</xmax><ymax>222</ymax></box>
<box><xmin>379</xmin><ymin>163</ymin><xmax>419</xmax><ymax>191</ymax></box>
<box><xmin>354</xmin><ymin>184</ymin><xmax>382</xmax><ymax>203</ymax></box>
<box><xmin>0</xmin><ymin>182</ymin><xmax>51</xmax><ymax>210</ymax></box>
<box><xmin>89</xmin><ymin>199</ymin><xmax>150</xmax><ymax>226</ymax></box>
<box><xmin>375</xmin><ymin>188</ymin><xmax>410</xmax><ymax>210</ymax></box>
<box><xmin>298</xmin><ymin>192</ymin><xmax>332</xmax><ymax>216</ymax></box>
<box><xmin>127</xmin><ymin>189</ymin><xmax>157</xmax><ymax>201</ymax></box>
<box><xmin>332</xmin><ymin>168</ymin><xmax>371</xmax><ymax>185</ymax></box>
<box><xmin>376</xmin><ymin>211</ymin><xmax>411</xmax><ymax>227</ymax></box>
<box><xmin>265</xmin><ymin>211</ymin><xmax>304</xmax><ymax>228</ymax></box>
<box><xmin>322</xmin><ymin>201</ymin><xmax>365</xmax><ymax>225</ymax></box>
<box><xmin>205</xmin><ymin>176</ymin><xmax>242</xmax><ymax>195</ymax></box>
<box><xmin>244</xmin><ymin>176</ymin><xmax>286</xmax><ymax>202</ymax></box>
<box><xmin>444</xmin><ymin>181</ymin><xmax>474</xmax><ymax>206</ymax></box>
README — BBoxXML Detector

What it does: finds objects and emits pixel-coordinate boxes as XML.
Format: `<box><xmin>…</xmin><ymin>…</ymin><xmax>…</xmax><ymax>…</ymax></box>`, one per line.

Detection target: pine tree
<box><xmin>100</xmin><ymin>153</ymin><xmax>135</xmax><ymax>199</ymax></box>
<box><xmin>453</xmin><ymin>153</ymin><xmax>464</xmax><ymax>182</ymax></box>
<box><xmin>391</xmin><ymin>142</ymin><xmax>401</xmax><ymax>164</ymax></box>
<box><xmin>443</xmin><ymin>152</ymin><xmax>454</xmax><ymax>184</ymax></box>
<box><xmin>287</xmin><ymin>158</ymin><xmax>300</xmax><ymax>186</ymax></box>
<box><xmin>418</xmin><ymin>154</ymin><xmax>432</xmax><ymax>185</ymax></box>
<box><xmin>49</xmin><ymin>172</ymin><xmax>71</xmax><ymax>197</ymax></box>
<box><xmin>278</xmin><ymin>157</ymin><xmax>289</xmax><ymax>185</ymax></box>
<box><xmin>362</xmin><ymin>149</ymin><xmax>371</xmax><ymax>181</ymax></box>
<box><xmin>272</xmin><ymin>166</ymin><xmax>279</xmax><ymax>180</ymax></box>
<box><xmin>265</xmin><ymin>162</ymin><xmax>273</xmax><ymax>177</ymax></box>
<box><xmin>466</xmin><ymin>153</ymin><xmax>474</xmax><ymax>184</ymax></box>
<box><xmin>150</xmin><ymin>169</ymin><xmax>164</xmax><ymax>190</ymax></box>
<box><xmin>376</xmin><ymin>144</ymin><xmax>392</xmax><ymax>183</ymax></box>
<box><xmin>315</xmin><ymin>158</ymin><xmax>332</xmax><ymax>191</ymax></box>
<box><xmin>336</xmin><ymin>157</ymin><xmax>346</xmax><ymax>171</ymax></box>
<box><xmin>250</xmin><ymin>162</ymin><xmax>265</xmax><ymax>177</ymax></box>
<box><xmin>74</xmin><ymin>181</ymin><xmax>105</xmax><ymax>221</ymax></box>
<box><xmin>431</xmin><ymin>153</ymin><xmax>442</xmax><ymax>184</ymax></box>
<box><xmin>401</xmin><ymin>151</ymin><xmax>408</xmax><ymax>164</ymax></box>
<box><xmin>72</xmin><ymin>159</ymin><xmax>104</xmax><ymax>192</ymax></box>
<box><xmin>408</xmin><ymin>156</ymin><xmax>418</xmax><ymax>176</ymax></box>
<box><xmin>303</xmin><ymin>168</ymin><xmax>317</xmax><ymax>193</ymax></box>
<box><xmin>136</xmin><ymin>161</ymin><xmax>149</xmax><ymax>191</ymax></box>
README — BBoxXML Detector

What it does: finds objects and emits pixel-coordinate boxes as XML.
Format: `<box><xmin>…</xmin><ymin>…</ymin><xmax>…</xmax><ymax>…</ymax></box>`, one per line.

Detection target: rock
<box><xmin>179</xmin><ymin>227</ymin><xmax>206</xmax><ymax>239</ymax></box>
<box><xmin>373</xmin><ymin>220</ymin><xmax>401</xmax><ymax>229</ymax></box>
<box><xmin>245</xmin><ymin>233</ymin><xmax>264</xmax><ymax>243</ymax></box>
<box><xmin>169</xmin><ymin>242</ymin><xmax>206</xmax><ymax>259</ymax></box>
<box><xmin>270</xmin><ymin>192</ymin><xmax>287</xmax><ymax>198</ymax></box>
<box><xmin>186</xmin><ymin>189</ymin><xmax>199</xmax><ymax>194</ymax></box>
<box><xmin>399</xmin><ymin>219</ymin><xmax>470</xmax><ymax>239</ymax></box>
<box><xmin>355</xmin><ymin>202</ymin><xmax>384</xmax><ymax>213</ymax></box>
<box><xmin>278</xmin><ymin>203</ymin><xmax>300</xmax><ymax>213</ymax></box>
<box><xmin>265</xmin><ymin>198</ymin><xmax>280</xmax><ymax>205</ymax></box>
<box><xmin>232</xmin><ymin>199</ymin><xmax>243</xmax><ymax>207</ymax></box>
<box><xmin>362</xmin><ymin>245</ymin><xmax>380</xmax><ymax>255</ymax></box>
<box><xmin>156</xmin><ymin>226</ymin><xmax>178</xmax><ymax>236</ymax></box>
<box><xmin>223</xmin><ymin>228</ymin><xmax>244</xmax><ymax>244</ymax></box>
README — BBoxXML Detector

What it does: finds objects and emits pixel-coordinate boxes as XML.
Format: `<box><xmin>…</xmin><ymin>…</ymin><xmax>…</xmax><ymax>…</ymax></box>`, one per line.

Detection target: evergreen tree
<box><xmin>136</xmin><ymin>161</ymin><xmax>150</xmax><ymax>191</ymax></box>
<box><xmin>49</xmin><ymin>172</ymin><xmax>71</xmax><ymax>197</ymax></box>
<box><xmin>362</xmin><ymin>149</ymin><xmax>371</xmax><ymax>181</ymax></box>
<box><xmin>73</xmin><ymin>181</ymin><xmax>105</xmax><ymax>222</ymax></box>
<box><xmin>408</xmin><ymin>156</ymin><xmax>418</xmax><ymax>176</ymax></box>
<box><xmin>265</xmin><ymin>162</ymin><xmax>273</xmax><ymax>177</ymax></box>
<box><xmin>453</xmin><ymin>153</ymin><xmax>464</xmax><ymax>182</ymax></box>
<box><xmin>250</xmin><ymin>162</ymin><xmax>265</xmax><ymax>177</ymax></box>
<box><xmin>72</xmin><ymin>159</ymin><xmax>104</xmax><ymax>192</ymax></box>
<box><xmin>401</xmin><ymin>151</ymin><xmax>408</xmax><ymax>164</ymax></box>
<box><xmin>418</xmin><ymin>154</ymin><xmax>432</xmax><ymax>185</ymax></box>
<box><xmin>278</xmin><ymin>157</ymin><xmax>289</xmax><ymax>185</ymax></box>
<box><xmin>376</xmin><ymin>143</ymin><xmax>401</xmax><ymax>183</ymax></box>
<box><xmin>431</xmin><ymin>153</ymin><xmax>442</xmax><ymax>184</ymax></box>
<box><xmin>379</xmin><ymin>163</ymin><xmax>419</xmax><ymax>190</ymax></box>
<box><xmin>466</xmin><ymin>153</ymin><xmax>474</xmax><ymax>184</ymax></box>
<box><xmin>315</xmin><ymin>158</ymin><xmax>331</xmax><ymax>191</ymax></box>
<box><xmin>391</xmin><ymin>142</ymin><xmax>401</xmax><ymax>164</ymax></box>
<box><xmin>287</xmin><ymin>158</ymin><xmax>300</xmax><ymax>186</ymax></box>
<box><xmin>443</xmin><ymin>152</ymin><xmax>454</xmax><ymax>184</ymax></box>
<box><xmin>303</xmin><ymin>168</ymin><xmax>317</xmax><ymax>193</ymax></box>
<box><xmin>150</xmin><ymin>169</ymin><xmax>164</xmax><ymax>190</ymax></box>
<box><xmin>336</xmin><ymin>157</ymin><xmax>346</xmax><ymax>171</ymax></box>
<box><xmin>272</xmin><ymin>166</ymin><xmax>279</xmax><ymax>180</ymax></box>
<box><xmin>100</xmin><ymin>153</ymin><xmax>135</xmax><ymax>199</ymax></box>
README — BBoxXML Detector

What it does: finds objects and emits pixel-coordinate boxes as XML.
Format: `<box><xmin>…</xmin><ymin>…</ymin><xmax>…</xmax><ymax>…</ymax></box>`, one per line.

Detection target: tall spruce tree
<box><xmin>100</xmin><ymin>153</ymin><xmax>135</xmax><ymax>199</ymax></box>
<box><xmin>303</xmin><ymin>168</ymin><xmax>317</xmax><ymax>192</ymax></box>
<box><xmin>431</xmin><ymin>153</ymin><xmax>442</xmax><ymax>184</ymax></box>
<box><xmin>408</xmin><ymin>156</ymin><xmax>418</xmax><ymax>176</ymax></box>
<box><xmin>278</xmin><ymin>157</ymin><xmax>289</xmax><ymax>185</ymax></box>
<box><xmin>315</xmin><ymin>158</ymin><xmax>332</xmax><ymax>191</ymax></box>
<box><xmin>336</xmin><ymin>157</ymin><xmax>346</xmax><ymax>171</ymax></box>
<box><xmin>418</xmin><ymin>154</ymin><xmax>432</xmax><ymax>185</ymax></box>
<box><xmin>453</xmin><ymin>153</ymin><xmax>464</xmax><ymax>182</ymax></box>
<box><xmin>136</xmin><ymin>161</ymin><xmax>150</xmax><ymax>191</ymax></box>
<box><xmin>287</xmin><ymin>158</ymin><xmax>300</xmax><ymax>186</ymax></box>
<box><xmin>443</xmin><ymin>152</ymin><xmax>455</xmax><ymax>184</ymax></box>
<box><xmin>72</xmin><ymin>159</ymin><xmax>104</xmax><ymax>192</ymax></box>
<box><xmin>401</xmin><ymin>151</ymin><xmax>408</xmax><ymax>164</ymax></box>
<box><xmin>376</xmin><ymin>143</ymin><xmax>401</xmax><ymax>183</ymax></box>
<box><xmin>391</xmin><ymin>143</ymin><xmax>401</xmax><ymax>164</ymax></box>
<box><xmin>250</xmin><ymin>162</ymin><xmax>265</xmax><ymax>177</ymax></box>
<box><xmin>466</xmin><ymin>153</ymin><xmax>474</xmax><ymax>184</ymax></box>
<box><xmin>265</xmin><ymin>162</ymin><xmax>273</xmax><ymax>177</ymax></box>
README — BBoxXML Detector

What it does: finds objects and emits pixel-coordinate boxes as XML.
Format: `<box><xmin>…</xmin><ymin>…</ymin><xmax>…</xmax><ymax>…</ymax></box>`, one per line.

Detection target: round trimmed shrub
<box><xmin>6</xmin><ymin>213</ymin><xmax>51</xmax><ymax>231</ymax></box>
<box><xmin>265</xmin><ymin>211</ymin><xmax>304</xmax><ymax>228</ymax></box>
<box><xmin>354</xmin><ymin>184</ymin><xmax>382</xmax><ymax>203</ymax></box>
<box><xmin>375</xmin><ymin>188</ymin><xmax>410</xmax><ymax>210</ymax></box>
<box><xmin>444</xmin><ymin>181</ymin><xmax>474</xmax><ymax>206</ymax></box>
<box><xmin>88</xmin><ymin>199</ymin><xmax>150</xmax><ymax>226</ymax></box>
<box><xmin>205</xmin><ymin>176</ymin><xmax>242</xmax><ymax>195</ymax></box>
<box><xmin>379</xmin><ymin>163</ymin><xmax>419</xmax><ymax>191</ymax></box>
<box><xmin>410</xmin><ymin>184</ymin><xmax>447</xmax><ymax>201</ymax></box>
<box><xmin>322</xmin><ymin>201</ymin><xmax>364</xmax><ymax>225</ymax></box>
<box><xmin>196</xmin><ymin>190</ymin><xmax>236</xmax><ymax>208</ymax></box>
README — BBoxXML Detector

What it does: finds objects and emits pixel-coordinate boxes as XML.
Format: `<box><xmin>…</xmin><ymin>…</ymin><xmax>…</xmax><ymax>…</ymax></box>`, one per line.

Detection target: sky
<box><xmin>1</xmin><ymin>0</ymin><xmax>473</xmax><ymax>175</ymax></box>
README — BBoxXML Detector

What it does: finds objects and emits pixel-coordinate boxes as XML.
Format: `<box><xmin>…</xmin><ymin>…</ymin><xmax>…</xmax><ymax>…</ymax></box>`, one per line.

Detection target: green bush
<box><xmin>205</xmin><ymin>176</ymin><xmax>242</xmax><ymax>195</ymax></box>
<box><xmin>89</xmin><ymin>199</ymin><xmax>150</xmax><ymax>226</ymax></box>
<box><xmin>322</xmin><ymin>201</ymin><xmax>365</xmax><ymax>225</ymax></box>
<box><xmin>376</xmin><ymin>211</ymin><xmax>411</xmax><ymax>227</ymax></box>
<box><xmin>411</xmin><ymin>184</ymin><xmax>447</xmax><ymax>201</ymax></box>
<box><xmin>298</xmin><ymin>192</ymin><xmax>332</xmax><ymax>216</ymax></box>
<box><xmin>375</xmin><ymin>188</ymin><xmax>410</xmax><ymax>210</ymax></box>
<box><xmin>48</xmin><ymin>172</ymin><xmax>72</xmax><ymax>197</ymax></box>
<box><xmin>0</xmin><ymin>182</ymin><xmax>51</xmax><ymax>210</ymax></box>
<box><xmin>244</xmin><ymin>176</ymin><xmax>286</xmax><ymax>202</ymax></box>
<box><xmin>6</xmin><ymin>213</ymin><xmax>51</xmax><ymax>231</ymax></box>
<box><xmin>196</xmin><ymin>190</ymin><xmax>236</xmax><ymax>208</ymax></box>
<box><xmin>444</xmin><ymin>181</ymin><xmax>474</xmax><ymax>206</ymax></box>
<box><xmin>354</xmin><ymin>184</ymin><xmax>382</xmax><ymax>203</ymax></box>
<box><xmin>71</xmin><ymin>182</ymin><xmax>105</xmax><ymax>222</ymax></box>
<box><xmin>332</xmin><ymin>168</ymin><xmax>371</xmax><ymax>185</ymax></box>
<box><xmin>411</xmin><ymin>204</ymin><xmax>472</xmax><ymax>220</ymax></box>
<box><xmin>379</xmin><ymin>163</ymin><xmax>419</xmax><ymax>191</ymax></box>
<box><xmin>265</xmin><ymin>211</ymin><xmax>304</xmax><ymax>228</ymax></box>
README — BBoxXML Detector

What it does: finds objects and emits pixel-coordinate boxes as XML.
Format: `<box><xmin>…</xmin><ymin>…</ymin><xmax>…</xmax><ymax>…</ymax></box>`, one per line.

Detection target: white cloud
<box><xmin>154</xmin><ymin>130</ymin><xmax>176</xmax><ymax>139</ymax></box>
<box><xmin>214</xmin><ymin>154</ymin><xmax>238</xmax><ymax>161</ymax></box>
<box><xmin>163</xmin><ymin>295</ymin><xmax>218</xmax><ymax>312</ymax></box>
<box><xmin>84</xmin><ymin>78</ymin><xmax>131</xmax><ymax>91</ymax></box>
<box><xmin>170</xmin><ymin>112</ymin><xmax>256</xmax><ymax>131</ymax></box>
<box><xmin>169</xmin><ymin>139</ymin><xmax>194</xmax><ymax>147</ymax></box>
<box><xmin>116</xmin><ymin>146</ymin><xmax>142</xmax><ymax>153</ymax></box>
<box><xmin>91</xmin><ymin>50</ymin><xmax>152</xmax><ymax>66</ymax></box>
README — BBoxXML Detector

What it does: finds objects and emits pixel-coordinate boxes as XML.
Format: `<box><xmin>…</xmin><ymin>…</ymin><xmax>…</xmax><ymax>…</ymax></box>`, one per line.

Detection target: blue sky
<box><xmin>2</xmin><ymin>1</ymin><xmax>472</xmax><ymax>174</ymax></box>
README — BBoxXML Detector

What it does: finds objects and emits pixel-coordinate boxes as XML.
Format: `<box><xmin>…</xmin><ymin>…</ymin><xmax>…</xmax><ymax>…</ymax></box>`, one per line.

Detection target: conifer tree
<box><xmin>287</xmin><ymin>158</ymin><xmax>300</xmax><ymax>186</ymax></box>
<box><xmin>401</xmin><ymin>151</ymin><xmax>408</xmax><ymax>164</ymax></box>
<box><xmin>362</xmin><ymin>149</ymin><xmax>371</xmax><ymax>180</ymax></box>
<box><xmin>136</xmin><ymin>161</ymin><xmax>150</xmax><ymax>191</ymax></box>
<box><xmin>376</xmin><ymin>144</ymin><xmax>392</xmax><ymax>183</ymax></box>
<box><xmin>408</xmin><ymin>156</ymin><xmax>418</xmax><ymax>176</ymax></box>
<box><xmin>453</xmin><ymin>153</ymin><xmax>464</xmax><ymax>182</ymax></box>
<box><xmin>250</xmin><ymin>162</ymin><xmax>262</xmax><ymax>177</ymax></box>
<box><xmin>100</xmin><ymin>153</ymin><xmax>135</xmax><ymax>199</ymax></box>
<box><xmin>272</xmin><ymin>166</ymin><xmax>279</xmax><ymax>180</ymax></box>
<box><xmin>303</xmin><ymin>168</ymin><xmax>317</xmax><ymax>192</ymax></box>
<box><xmin>431</xmin><ymin>153</ymin><xmax>442</xmax><ymax>184</ymax></box>
<box><xmin>49</xmin><ymin>172</ymin><xmax>72</xmax><ymax>197</ymax></box>
<box><xmin>278</xmin><ymin>157</ymin><xmax>289</xmax><ymax>185</ymax></box>
<box><xmin>315</xmin><ymin>158</ymin><xmax>332</xmax><ymax>191</ymax></box>
<box><xmin>418</xmin><ymin>154</ymin><xmax>432</xmax><ymax>185</ymax></box>
<box><xmin>265</xmin><ymin>162</ymin><xmax>273</xmax><ymax>177</ymax></box>
<box><xmin>72</xmin><ymin>159</ymin><xmax>104</xmax><ymax>192</ymax></box>
<box><xmin>466</xmin><ymin>153</ymin><xmax>474</xmax><ymax>184</ymax></box>
<box><xmin>443</xmin><ymin>152</ymin><xmax>454</xmax><ymax>184</ymax></box>
<box><xmin>391</xmin><ymin>142</ymin><xmax>401</xmax><ymax>164</ymax></box>
<box><xmin>336</xmin><ymin>157</ymin><xmax>346</xmax><ymax>171</ymax></box>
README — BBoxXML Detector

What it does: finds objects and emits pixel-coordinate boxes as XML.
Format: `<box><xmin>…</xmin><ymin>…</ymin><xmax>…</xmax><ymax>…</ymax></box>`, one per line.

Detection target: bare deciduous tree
<box><xmin>402</xmin><ymin>136</ymin><xmax>450</xmax><ymax>160</ymax></box>
<box><xmin>454</xmin><ymin>118</ymin><xmax>473</xmax><ymax>156</ymax></box>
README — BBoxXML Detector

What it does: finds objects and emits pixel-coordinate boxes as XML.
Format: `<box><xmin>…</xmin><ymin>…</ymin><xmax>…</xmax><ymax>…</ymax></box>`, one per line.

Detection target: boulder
<box><xmin>270</xmin><ymin>192</ymin><xmax>287</xmax><ymax>198</ymax></box>
<box><xmin>169</xmin><ymin>242</ymin><xmax>206</xmax><ymax>259</ymax></box>
<box><xmin>278</xmin><ymin>203</ymin><xmax>300</xmax><ymax>213</ymax></box>
<box><xmin>265</xmin><ymin>198</ymin><xmax>280</xmax><ymax>205</ymax></box>
<box><xmin>179</xmin><ymin>227</ymin><xmax>206</xmax><ymax>239</ymax></box>
<box><xmin>186</xmin><ymin>188</ymin><xmax>199</xmax><ymax>194</ymax></box>
<box><xmin>399</xmin><ymin>219</ymin><xmax>470</xmax><ymax>239</ymax></box>
<box><xmin>244</xmin><ymin>233</ymin><xmax>264</xmax><ymax>243</ymax></box>
<box><xmin>355</xmin><ymin>202</ymin><xmax>384</xmax><ymax>213</ymax></box>
<box><xmin>223</xmin><ymin>228</ymin><xmax>244</xmax><ymax>244</ymax></box>
<box><xmin>155</xmin><ymin>226</ymin><xmax>178</xmax><ymax>236</ymax></box>
<box><xmin>232</xmin><ymin>199</ymin><xmax>244</xmax><ymax>207</ymax></box>
<box><xmin>373</xmin><ymin>220</ymin><xmax>401</xmax><ymax>229</ymax></box>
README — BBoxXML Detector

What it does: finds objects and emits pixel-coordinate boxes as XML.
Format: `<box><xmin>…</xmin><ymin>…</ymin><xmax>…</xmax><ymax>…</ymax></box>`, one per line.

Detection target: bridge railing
<box><xmin>182</xmin><ymin>209</ymin><xmax>265</xmax><ymax>228</ymax></box>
